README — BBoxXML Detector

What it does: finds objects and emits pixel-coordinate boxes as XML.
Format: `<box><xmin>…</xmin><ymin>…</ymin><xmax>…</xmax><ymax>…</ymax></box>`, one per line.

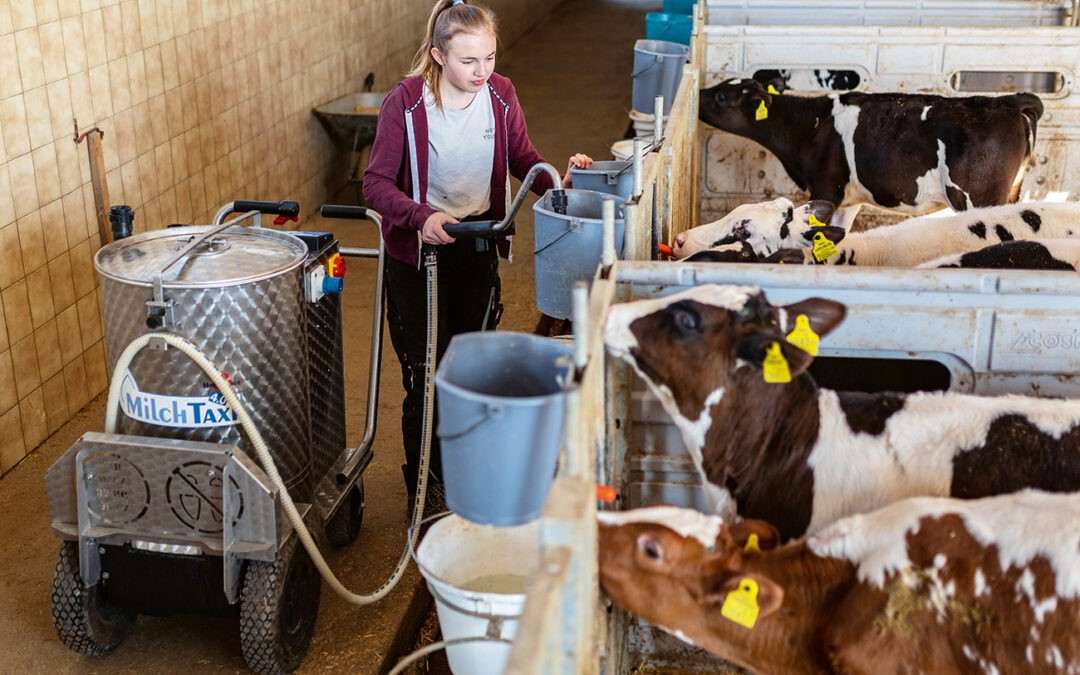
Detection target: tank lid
<box><xmin>94</xmin><ymin>225</ymin><xmax>308</xmax><ymax>287</ymax></box>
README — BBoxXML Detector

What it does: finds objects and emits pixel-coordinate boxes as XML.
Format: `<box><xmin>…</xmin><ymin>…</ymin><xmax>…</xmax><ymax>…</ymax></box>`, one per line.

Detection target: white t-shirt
<box><xmin>424</xmin><ymin>84</ymin><xmax>495</xmax><ymax>219</ymax></box>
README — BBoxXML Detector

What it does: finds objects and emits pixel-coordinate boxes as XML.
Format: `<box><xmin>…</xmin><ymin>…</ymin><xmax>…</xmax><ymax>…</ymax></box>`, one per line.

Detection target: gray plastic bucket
<box><xmin>533</xmin><ymin>189</ymin><xmax>626</xmax><ymax>320</ymax></box>
<box><xmin>435</xmin><ymin>332</ymin><xmax>574</xmax><ymax>526</ymax></box>
<box><xmin>632</xmin><ymin>39</ymin><xmax>689</xmax><ymax>116</ymax></box>
<box><xmin>570</xmin><ymin>160</ymin><xmax>634</xmax><ymax>201</ymax></box>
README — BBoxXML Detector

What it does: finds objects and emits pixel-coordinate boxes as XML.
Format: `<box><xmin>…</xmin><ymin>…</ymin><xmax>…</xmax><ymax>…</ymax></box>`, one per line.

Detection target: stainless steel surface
<box><xmin>95</xmin><ymin>224</ymin><xmax>314</xmax><ymax>496</ymax></box>
<box><xmin>306</xmin><ymin>246</ymin><xmax>348</xmax><ymax>500</ymax></box>
<box><xmin>45</xmin><ymin>433</ymin><xmax>281</xmax><ymax>586</ymax></box>
<box><xmin>95</xmin><ymin>222</ymin><xmax>307</xmax><ymax>288</ymax></box>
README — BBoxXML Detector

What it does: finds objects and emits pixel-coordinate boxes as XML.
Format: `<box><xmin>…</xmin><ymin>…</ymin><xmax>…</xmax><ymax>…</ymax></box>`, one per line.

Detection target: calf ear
<box><xmin>705</xmin><ymin>572</ymin><xmax>785</xmax><ymax>621</ymax></box>
<box><xmin>760</xmin><ymin>75</ymin><xmax>787</xmax><ymax>95</ymax></box>
<box><xmin>779</xmin><ymin>297</ymin><xmax>846</xmax><ymax>338</ymax></box>
<box><xmin>736</xmin><ymin>333</ymin><xmax>815</xmax><ymax>378</ymax></box>
<box><xmin>728</xmin><ymin>519</ymin><xmax>782</xmax><ymax>552</ymax></box>
<box><xmin>800</xmin><ymin>225</ymin><xmax>846</xmax><ymax>245</ymax></box>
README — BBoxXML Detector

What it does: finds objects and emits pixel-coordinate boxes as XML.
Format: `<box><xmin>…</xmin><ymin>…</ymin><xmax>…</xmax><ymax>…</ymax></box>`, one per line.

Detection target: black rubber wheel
<box><xmin>239</xmin><ymin>535</ymin><xmax>321</xmax><ymax>674</ymax></box>
<box><xmin>50</xmin><ymin>541</ymin><xmax>135</xmax><ymax>656</ymax></box>
<box><xmin>324</xmin><ymin>479</ymin><xmax>365</xmax><ymax>547</ymax></box>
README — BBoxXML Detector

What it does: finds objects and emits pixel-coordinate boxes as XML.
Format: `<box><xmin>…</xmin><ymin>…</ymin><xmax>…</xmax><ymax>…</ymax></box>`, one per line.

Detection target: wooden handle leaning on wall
<box><xmin>73</xmin><ymin>119</ymin><xmax>111</xmax><ymax>248</ymax></box>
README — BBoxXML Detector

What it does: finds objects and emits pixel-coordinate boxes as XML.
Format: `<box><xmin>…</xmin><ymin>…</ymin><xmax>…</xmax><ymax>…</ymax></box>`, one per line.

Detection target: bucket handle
<box><xmin>438</xmin><ymin>403</ymin><xmax>503</xmax><ymax>441</ymax></box>
<box><xmin>532</xmin><ymin>219</ymin><xmax>581</xmax><ymax>256</ymax></box>
<box><xmin>631</xmin><ymin>55</ymin><xmax>663</xmax><ymax>80</ymax></box>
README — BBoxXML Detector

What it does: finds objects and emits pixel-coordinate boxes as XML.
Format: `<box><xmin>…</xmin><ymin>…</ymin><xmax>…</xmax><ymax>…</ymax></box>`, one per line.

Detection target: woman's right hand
<box><xmin>422</xmin><ymin>211</ymin><xmax>458</xmax><ymax>245</ymax></box>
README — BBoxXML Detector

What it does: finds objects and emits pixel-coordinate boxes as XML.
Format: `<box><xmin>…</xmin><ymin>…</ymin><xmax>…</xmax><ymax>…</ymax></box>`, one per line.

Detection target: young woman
<box><xmin>363</xmin><ymin>0</ymin><xmax>591</xmax><ymax>508</ymax></box>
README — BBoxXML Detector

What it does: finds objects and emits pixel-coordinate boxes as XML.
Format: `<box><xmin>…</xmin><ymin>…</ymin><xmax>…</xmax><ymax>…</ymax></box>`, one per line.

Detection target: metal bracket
<box><xmin>145</xmin><ymin>296</ymin><xmax>176</xmax><ymax>335</ymax></box>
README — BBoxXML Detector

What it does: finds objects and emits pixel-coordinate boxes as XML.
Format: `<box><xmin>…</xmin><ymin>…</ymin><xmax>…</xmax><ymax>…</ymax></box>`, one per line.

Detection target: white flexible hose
<box><xmin>104</xmin><ymin>327</ymin><xmax>437</xmax><ymax>605</ymax></box>
<box><xmin>387</xmin><ymin>636</ymin><xmax>512</xmax><ymax>675</ymax></box>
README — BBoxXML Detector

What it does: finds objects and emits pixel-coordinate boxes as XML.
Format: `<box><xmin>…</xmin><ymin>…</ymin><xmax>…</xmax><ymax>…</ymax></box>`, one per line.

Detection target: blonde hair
<box><xmin>409</xmin><ymin>0</ymin><xmax>498</xmax><ymax>110</ymax></box>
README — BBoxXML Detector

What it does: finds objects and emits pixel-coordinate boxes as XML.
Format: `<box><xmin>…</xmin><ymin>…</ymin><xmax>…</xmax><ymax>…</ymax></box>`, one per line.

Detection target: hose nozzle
<box><xmin>550</xmin><ymin>189</ymin><xmax>568</xmax><ymax>216</ymax></box>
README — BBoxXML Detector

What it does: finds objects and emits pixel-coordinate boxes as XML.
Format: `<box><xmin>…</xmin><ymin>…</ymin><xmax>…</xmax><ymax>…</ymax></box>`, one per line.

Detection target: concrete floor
<box><xmin>0</xmin><ymin>1</ymin><xmax>658</xmax><ymax>673</ymax></box>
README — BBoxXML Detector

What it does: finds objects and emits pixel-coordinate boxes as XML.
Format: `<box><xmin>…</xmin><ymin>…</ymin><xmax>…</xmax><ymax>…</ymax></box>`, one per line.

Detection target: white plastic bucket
<box><xmin>415</xmin><ymin>515</ymin><xmax>540</xmax><ymax>675</ymax></box>
<box><xmin>629</xmin><ymin>108</ymin><xmax>669</xmax><ymax>137</ymax></box>
<box><xmin>610</xmin><ymin>139</ymin><xmax>635</xmax><ymax>160</ymax></box>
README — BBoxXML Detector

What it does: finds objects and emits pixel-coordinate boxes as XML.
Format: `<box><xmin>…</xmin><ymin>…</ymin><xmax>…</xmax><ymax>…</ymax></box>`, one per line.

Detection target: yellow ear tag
<box><xmin>812</xmin><ymin>231</ymin><xmax>838</xmax><ymax>262</ymax></box>
<box><xmin>721</xmin><ymin>578</ymin><xmax>761</xmax><ymax>629</ymax></box>
<box><xmin>807</xmin><ymin>213</ymin><xmax>825</xmax><ymax>228</ymax></box>
<box><xmin>767</xmin><ymin>84</ymin><xmax>780</xmax><ymax>95</ymax></box>
<box><xmin>755</xmin><ymin>99</ymin><xmax>768</xmax><ymax>121</ymax></box>
<box><xmin>762</xmin><ymin>342</ymin><xmax>791</xmax><ymax>384</ymax></box>
<box><xmin>785</xmin><ymin>314</ymin><xmax>820</xmax><ymax>356</ymax></box>
<box><xmin>744</xmin><ymin>533</ymin><xmax>761</xmax><ymax>553</ymax></box>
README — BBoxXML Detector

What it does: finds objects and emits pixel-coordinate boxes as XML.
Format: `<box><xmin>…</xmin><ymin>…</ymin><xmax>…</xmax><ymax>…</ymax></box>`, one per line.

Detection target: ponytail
<box><xmin>409</xmin><ymin>0</ymin><xmax>499</xmax><ymax>110</ymax></box>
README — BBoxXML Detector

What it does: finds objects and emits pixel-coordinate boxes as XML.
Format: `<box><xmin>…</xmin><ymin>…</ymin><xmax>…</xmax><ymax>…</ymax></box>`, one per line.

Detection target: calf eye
<box><xmin>672</xmin><ymin>307</ymin><xmax>701</xmax><ymax>334</ymax></box>
<box><xmin>639</xmin><ymin>535</ymin><xmax>663</xmax><ymax>561</ymax></box>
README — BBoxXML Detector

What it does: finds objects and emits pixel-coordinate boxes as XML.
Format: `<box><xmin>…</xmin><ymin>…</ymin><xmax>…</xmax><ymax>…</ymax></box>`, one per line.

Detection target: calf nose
<box><xmin>674</xmin><ymin>233</ymin><xmax>687</xmax><ymax>250</ymax></box>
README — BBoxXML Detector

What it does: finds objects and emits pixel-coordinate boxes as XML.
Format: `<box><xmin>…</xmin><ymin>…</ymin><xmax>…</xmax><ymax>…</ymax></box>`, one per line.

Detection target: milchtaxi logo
<box><xmin>120</xmin><ymin>370</ymin><xmax>240</xmax><ymax>428</ymax></box>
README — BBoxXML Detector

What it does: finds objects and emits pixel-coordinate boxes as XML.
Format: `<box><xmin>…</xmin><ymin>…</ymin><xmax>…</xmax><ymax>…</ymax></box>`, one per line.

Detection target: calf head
<box><xmin>672</xmin><ymin>199</ymin><xmax>839</xmax><ymax>259</ymax></box>
<box><xmin>598</xmin><ymin>507</ymin><xmax>785</xmax><ymax>655</ymax></box>
<box><xmin>699</xmin><ymin>77</ymin><xmax>779</xmax><ymax>135</ymax></box>
<box><xmin>603</xmin><ymin>285</ymin><xmax>846</xmax><ymax>423</ymax></box>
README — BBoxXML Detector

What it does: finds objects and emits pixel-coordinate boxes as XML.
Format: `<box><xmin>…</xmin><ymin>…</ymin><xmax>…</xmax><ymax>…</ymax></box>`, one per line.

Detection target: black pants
<box><xmin>384</xmin><ymin>238</ymin><xmax>502</xmax><ymax>498</ymax></box>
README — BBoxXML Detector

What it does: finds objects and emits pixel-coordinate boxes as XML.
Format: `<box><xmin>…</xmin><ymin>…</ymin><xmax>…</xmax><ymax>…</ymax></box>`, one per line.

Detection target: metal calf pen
<box><xmin>510</xmin><ymin>2</ymin><xmax>1080</xmax><ymax>671</ymax></box>
<box><xmin>500</xmin><ymin>7</ymin><xmax>705</xmax><ymax>671</ymax></box>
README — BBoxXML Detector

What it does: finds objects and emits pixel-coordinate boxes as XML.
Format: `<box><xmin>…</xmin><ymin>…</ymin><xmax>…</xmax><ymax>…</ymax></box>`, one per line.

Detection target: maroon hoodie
<box><xmin>363</xmin><ymin>73</ymin><xmax>557</xmax><ymax>267</ymax></box>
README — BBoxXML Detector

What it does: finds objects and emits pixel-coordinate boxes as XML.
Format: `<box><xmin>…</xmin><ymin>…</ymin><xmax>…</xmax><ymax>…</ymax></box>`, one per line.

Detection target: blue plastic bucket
<box><xmin>631</xmin><ymin>39</ymin><xmax>689</xmax><ymax>116</ymax></box>
<box><xmin>663</xmin><ymin>0</ymin><xmax>695</xmax><ymax>14</ymax></box>
<box><xmin>570</xmin><ymin>160</ymin><xmax>634</xmax><ymax>201</ymax></box>
<box><xmin>646</xmin><ymin>12</ymin><xmax>693</xmax><ymax>45</ymax></box>
<box><xmin>435</xmin><ymin>332</ymin><xmax>574</xmax><ymax>526</ymax></box>
<box><xmin>533</xmin><ymin>189</ymin><xmax>626</xmax><ymax>320</ymax></box>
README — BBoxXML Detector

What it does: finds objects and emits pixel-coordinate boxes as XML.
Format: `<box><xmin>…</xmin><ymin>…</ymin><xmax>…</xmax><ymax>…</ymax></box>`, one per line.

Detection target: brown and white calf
<box><xmin>598</xmin><ymin>497</ymin><xmax>1080</xmax><ymax>674</ymax></box>
<box><xmin>603</xmin><ymin>284</ymin><xmax>1080</xmax><ymax>541</ymax></box>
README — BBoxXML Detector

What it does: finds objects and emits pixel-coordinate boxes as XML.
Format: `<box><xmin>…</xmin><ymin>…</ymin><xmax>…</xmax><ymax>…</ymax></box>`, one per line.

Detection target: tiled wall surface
<box><xmin>0</xmin><ymin>0</ymin><xmax>561</xmax><ymax>475</ymax></box>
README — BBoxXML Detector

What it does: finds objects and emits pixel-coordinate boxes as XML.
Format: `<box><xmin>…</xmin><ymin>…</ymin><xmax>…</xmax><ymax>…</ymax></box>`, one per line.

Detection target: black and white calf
<box><xmin>670</xmin><ymin>197</ymin><xmax>835</xmax><ymax>259</ymax></box>
<box><xmin>921</xmin><ymin>238</ymin><xmax>1080</xmax><ymax>271</ymax></box>
<box><xmin>671</xmin><ymin>197</ymin><xmax>839</xmax><ymax>260</ymax></box>
<box><xmin>699</xmin><ymin>78</ymin><xmax>1044</xmax><ymax>229</ymax></box>
<box><xmin>603</xmin><ymin>285</ymin><xmax>1080</xmax><ymax>541</ymax></box>
<box><xmin>676</xmin><ymin>201</ymin><xmax>1080</xmax><ymax>267</ymax></box>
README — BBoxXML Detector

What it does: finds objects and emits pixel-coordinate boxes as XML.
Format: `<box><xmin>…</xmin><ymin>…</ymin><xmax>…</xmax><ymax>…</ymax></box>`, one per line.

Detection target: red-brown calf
<box><xmin>599</xmin><ymin>496</ymin><xmax>1080</xmax><ymax>674</ymax></box>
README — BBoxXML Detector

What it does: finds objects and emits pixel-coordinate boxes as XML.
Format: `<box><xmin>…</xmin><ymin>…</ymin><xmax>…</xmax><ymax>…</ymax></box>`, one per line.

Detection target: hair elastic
<box><xmin>452</xmin><ymin>0</ymin><xmax>464</xmax><ymax>4</ymax></box>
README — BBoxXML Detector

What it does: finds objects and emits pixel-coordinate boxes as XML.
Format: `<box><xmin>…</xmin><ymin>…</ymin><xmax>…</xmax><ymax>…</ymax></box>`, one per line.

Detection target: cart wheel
<box><xmin>324</xmin><ymin>479</ymin><xmax>365</xmax><ymax>547</ymax></box>
<box><xmin>50</xmin><ymin>541</ymin><xmax>135</xmax><ymax>656</ymax></box>
<box><xmin>239</xmin><ymin>535</ymin><xmax>321</xmax><ymax>674</ymax></box>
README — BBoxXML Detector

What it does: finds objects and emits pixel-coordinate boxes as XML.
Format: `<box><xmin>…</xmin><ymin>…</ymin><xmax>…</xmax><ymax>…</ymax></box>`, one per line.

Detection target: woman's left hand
<box><xmin>561</xmin><ymin>153</ymin><xmax>594</xmax><ymax>188</ymax></box>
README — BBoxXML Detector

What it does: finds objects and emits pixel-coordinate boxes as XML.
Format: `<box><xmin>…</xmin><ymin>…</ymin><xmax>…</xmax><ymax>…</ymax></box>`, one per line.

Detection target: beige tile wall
<box><xmin>0</xmin><ymin>0</ymin><xmax>562</xmax><ymax>475</ymax></box>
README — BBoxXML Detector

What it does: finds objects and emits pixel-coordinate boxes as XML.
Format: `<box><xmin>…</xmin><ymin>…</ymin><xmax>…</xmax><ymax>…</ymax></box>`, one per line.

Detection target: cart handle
<box><xmin>320</xmin><ymin>204</ymin><xmax>372</xmax><ymax>221</ymax></box>
<box><xmin>213</xmin><ymin>200</ymin><xmax>300</xmax><ymax>225</ymax></box>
